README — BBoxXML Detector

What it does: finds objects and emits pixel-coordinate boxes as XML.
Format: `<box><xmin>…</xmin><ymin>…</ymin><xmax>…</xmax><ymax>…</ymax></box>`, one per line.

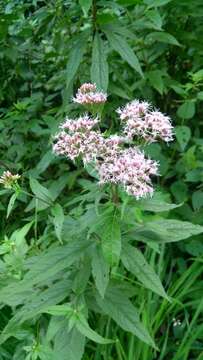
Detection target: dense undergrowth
<box><xmin>1</xmin><ymin>0</ymin><xmax>203</xmax><ymax>359</ymax></box>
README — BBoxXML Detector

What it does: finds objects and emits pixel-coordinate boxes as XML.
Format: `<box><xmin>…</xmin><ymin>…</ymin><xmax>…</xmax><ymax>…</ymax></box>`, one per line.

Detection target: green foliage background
<box><xmin>1</xmin><ymin>0</ymin><xmax>203</xmax><ymax>359</ymax></box>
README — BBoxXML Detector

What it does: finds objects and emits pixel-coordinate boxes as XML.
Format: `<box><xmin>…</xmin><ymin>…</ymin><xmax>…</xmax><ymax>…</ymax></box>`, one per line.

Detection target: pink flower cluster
<box><xmin>53</xmin><ymin>83</ymin><xmax>173</xmax><ymax>199</ymax></box>
<box><xmin>60</xmin><ymin>115</ymin><xmax>99</xmax><ymax>133</ymax></box>
<box><xmin>98</xmin><ymin>148</ymin><xmax>158</xmax><ymax>198</ymax></box>
<box><xmin>53</xmin><ymin>115</ymin><xmax>104</xmax><ymax>163</ymax></box>
<box><xmin>73</xmin><ymin>83</ymin><xmax>107</xmax><ymax>105</ymax></box>
<box><xmin>117</xmin><ymin>100</ymin><xmax>173</xmax><ymax>143</ymax></box>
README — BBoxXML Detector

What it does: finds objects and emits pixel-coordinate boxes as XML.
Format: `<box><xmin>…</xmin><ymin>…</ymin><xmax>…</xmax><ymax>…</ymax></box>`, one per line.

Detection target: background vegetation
<box><xmin>1</xmin><ymin>0</ymin><xmax>203</xmax><ymax>359</ymax></box>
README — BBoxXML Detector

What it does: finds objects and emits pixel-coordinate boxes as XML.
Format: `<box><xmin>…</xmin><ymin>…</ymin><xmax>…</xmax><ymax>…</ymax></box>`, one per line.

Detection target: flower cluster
<box><xmin>60</xmin><ymin>115</ymin><xmax>99</xmax><ymax>133</ymax></box>
<box><xmin>118</xmin><ymin>100</ymin><xmax>173</xmax><ymax>143</ymax></box>
<box><xmin>73</xmin><ymin>83</ymin><xmax>107</xmax><ymax>105</ymax></box>
<box><xmin>53</xmin><ymin>83</ymin><xmax>173</xmax><ymax>199</ymax></box>
<box><xmin>98</xmin><ymin>148</ymin><xmax>158</xmax><ymax>198</ymax></box>
<box><xmin>0</xmin><ymin>171</ymin><xmax>21</xmax><ymax>189</ymax></box>
<box><xmin>53</xmin><ymin>115</ymin><xmax>104</xmax><ymax>163</ymax></box>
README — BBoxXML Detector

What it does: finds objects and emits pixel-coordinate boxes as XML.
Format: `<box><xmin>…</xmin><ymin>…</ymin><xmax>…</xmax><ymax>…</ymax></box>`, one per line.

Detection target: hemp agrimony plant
<box><xmin>1</xmin><ymin>84</ymin><xmax>203</xmax><ymax>359</ymax></box>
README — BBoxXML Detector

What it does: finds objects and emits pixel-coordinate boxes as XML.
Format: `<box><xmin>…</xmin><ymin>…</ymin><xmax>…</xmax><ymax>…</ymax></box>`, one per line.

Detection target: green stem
<box><xmin>111</xmin><ymin>185</ymin><xmax>119</xmax><ymax>206</ymax></box>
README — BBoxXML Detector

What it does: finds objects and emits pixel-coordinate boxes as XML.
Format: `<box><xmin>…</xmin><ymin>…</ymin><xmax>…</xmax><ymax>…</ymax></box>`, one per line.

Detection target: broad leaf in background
<box><xmin>175</xmin><ymin>126</ymin><xmax>191</xmax><ymax>151</ymax></box>
<box><xmin>177</xmin><ymin>101</ymin><xmax>196</xmax><ymax>119</ymax></box>
<box><xmin>171</xmin><ymin>181</ymin><xmax>188</xmax><ymax>204</ymax></box>
<box><xmin>91</xmin><ymin>32</ymin><xmax>109</xmax><ymax>92</ymax></box>
<box><xmin>147</xmin><ymin>70</ymin><xmax>164</xmax><ymax>94</ymax></box>
<box><xmin>121</xmin><ymin>243</ymin><xmax>168</xmax><ymax>299</ymax></box>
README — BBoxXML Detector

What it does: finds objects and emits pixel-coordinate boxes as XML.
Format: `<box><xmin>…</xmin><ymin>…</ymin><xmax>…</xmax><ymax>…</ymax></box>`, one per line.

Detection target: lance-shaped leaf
<box><xmin>44</xmin><ymin>304</ymin><xmax>72</xmax><ymax>317</ymax></box>
<box><xmin>96</xmin><ymin>286</ymin><xmax>156</xmax><ymax>348</ymax></box>
<box><xmin>75</xmin><ymin>313</ymin><xmax>113</xmax><ymax>344</ymax></box>
<box><xmin>101</xmin><ymin>208</ymin><xmax>121</xmax><ymax>267</ymax></box>
<box><xmin>104</xmin><ymin>30</ymin><xmax>143</xmax><ymax>76</ymax></box>
<box><xmin>91</xmin><ymin>32</ymin><xmax>109</xmax><ymax>92</ymax></box>
<box><xmin>121</xmin><ymin>243</ymin><xmax>168</xmax><ymax>299</ymax></box>
<box><xmin>24</xmin><ymin>238</ymin><xmax>92</xmax><ymax>285</ymax></box>
<box><xmin>66</xmin><ymin>36</ymin><xmax>87</xmax><ymax>90</ymax></box>
<box><xmin>130</xmin><ymin>219</ymin><xmax>203</xmax><ymax>243</ymax></box>
<box><xmin>138</xmin><ymin>192</ymin><xmax>181</xmax><ymax>212</ymax></box>
<box><xmin>91</xmin><ymin>244</ymin><xmax>110</xmax><ymax>298</ymax></box>
<box><xmin>7</xmin><ymin>192</ymin><xmax>17</xmax><ymax>218</ymax></box>
<box><xmin>53</xmin><ymin>326</ymin><xmax>85</xmax><ymax>360</ymax></box>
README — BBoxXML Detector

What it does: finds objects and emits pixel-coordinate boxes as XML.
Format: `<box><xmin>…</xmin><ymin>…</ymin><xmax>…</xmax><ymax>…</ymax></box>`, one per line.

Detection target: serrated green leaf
<box><xmin>46</xmin><ymin>316</ymin><xmax>67</xmax><ymax>342</ymax></box>
<box><xmin>139</xmin><ymin>194</ymin><xmax>181</xmax><ymax>212</ymax></box>
<box><xmin>91</xmin><ymin>32</ymin><xmax>109</xmax><ymax>91</ymax></box>
<box><xmin>91</xmin><ymin>245</ymin><xmax>109</xmax><ymax>298</ymax></box>
<box><xmin>72</xmin><ymin>258</ymin><xmax>91</xmax><ymax>294</ymax></box>
<box><xmin>121</xmin><ymin>243</ymin><xmax>168</xmax><ymax>299</ymax></box>
<box><xmin>101</xmin><ymin>208</ymin><xmax>121</xmax><ymax>267</ymax></box>
<box><xmin>53</xmin><ymin>327</ymin><xmax>85</xmax><ymax>360</ymax></box>
<box><xmin>96</xmin><ymin>286</ymin><xmax>156</xmax><ymax>348</ymax></box>
<box><xmin>105</xmin><ymin>30</ymin><xmax>143</xmax><ymax>76</ymax></box>
<box><xmin>24</xmin><ymin>238</ymin><xmax>92</xmax><ymax>285</ymax></box>
<box><xmin>132</xmin><ymin>219</ymin><xmax>203</xmax><ymax>243</ymax></box>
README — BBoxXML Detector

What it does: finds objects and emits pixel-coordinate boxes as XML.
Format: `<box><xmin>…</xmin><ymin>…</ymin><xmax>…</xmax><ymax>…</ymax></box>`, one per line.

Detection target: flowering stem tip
<box><xmin>53</xmin><ymin>83</ymin><xmax>173</xmax><ymax>200</ymax></box>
